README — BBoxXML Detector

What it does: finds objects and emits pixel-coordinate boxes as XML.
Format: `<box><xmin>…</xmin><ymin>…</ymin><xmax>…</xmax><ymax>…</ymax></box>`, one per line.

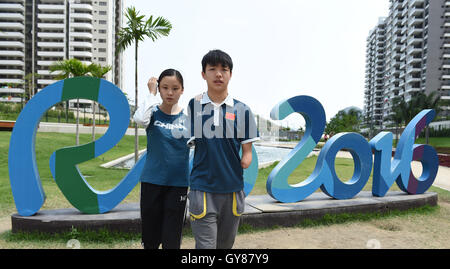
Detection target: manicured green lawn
<box><xmin>393</xmin><ymin>137</ymin><xmax>450</xmax><ymax>149</ymax></box>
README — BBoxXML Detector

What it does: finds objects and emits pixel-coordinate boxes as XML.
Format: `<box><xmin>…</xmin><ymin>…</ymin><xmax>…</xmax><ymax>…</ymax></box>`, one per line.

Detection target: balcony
<box><xmin>37</xmin><ymin>79</ymin><xmax>56</xmax><ymax>85</ymax></box>
<box><xmin>70</xmin><ymin>50</ymin><xmax>92</xmax><ymax>58</ymax></box>
<box><xmin>70</xmin><ymin>3</ymin><xmax>93</xmax><ymax>11</ymax></box>
<box><xmin>2</xmin><ymin>12</ymin><xmax>25</xmax><ymax>21</ymax></box>
<box><xmin>70</xmin><ymin>32</ymin><xmax>93</xmax><ymax>39</ymax></box>
<box><xmin>406</xmin><ymin>56</ymin><xmax>422</xmax><ymax>65</ymax></box>
<box><xmin>0</xmin><ymin>31</ymin><xmax>25</xmax><ymax>39</ymax></box>
<box><xmin>408</xmin><ymin>17</ymin><xmax>424</xmax><ymax>27</ymax></box>
<box><xmin>70</xmin><ymin>41</ymin><xmax>92</xmax><ymax>49</ymax></box>
<box><xmin>0</xmin><ymin>69</ymin><xmax>24</xmax><ymax>76</ymax></box>
<box><xmin>406</xmin><ymin>65</ymin><xmax>421</xmax><ymax>74</ymax></box>
<box><xmin>0</xmin><ymin>50</ymin><xmax>24</xmax><ymax>57</ymax></box>
<box><xmin>70</xmin><ymin>22</ymin><xmax>93</xmax><ymax>30</ymax></box>
<box><xmin>37</xmin><ymin>51</ymin><xmax>65</xmax><ymax>57</ymax></box>
<box><xmin>37</xmin><ymin>42</ymin><xmax>65</xmax><ymax>48</ymax></box>
<box><xmin>37</xmin><ymin>13</ymin><xmax>65</xmax><ymax>21</ymax></box>
<box><xmin>410</xmin><ymin>0</ymin><xmax>425</xmax><ymax>7</ymax></box>
<box><xmin>37</xmin><ymin>70</ymin><xmax>52</xmax><ymax>75</ymax></box>
<box><xmin>0</xmin><ymin>41</ymin><xmax>24</xmax><ymax>48</ymax></box>
<box><xmin>408</xmin><ymin>6</ymin><xmax>424</xmax><ymax>17</ymax></box>
<box><xmin>71</xmin><ymin>13</ymin><xmax>93</xmax><ymax>21</ymax></box>
<box><xmin>0</xmin><ymin>3</ymin><xmax>24</xmax><ymax>12</ymax></box>
<box><xmin>405</xmin><ymin>75</ymin><xmax>421</xmax><ymax>84</ymax></box>
<box><xmin>0</xmin><ymin>97</ymin><xmax>22</xmax><ymax>103</ymax></box>
<box><xmin>37</xmin><ymin>61</ymin><xmax>54</xmax><ymax>66</ymax></box>
<box><xmin>37</xmin><ymin>23</ymin><xmax>65</xmax><ymax>30</ymax></box>
<box><xmin>38</xmin><ymin>4</ymin><xmax>65</xmax><ymax>11</ymax></box>
<box><xmin>37</xmin><ymin>32</ymin><xmax>65</xmax><ymax>39</ymax></box>
<box><xmin>407</xmin><ymin>46</ymin><xmax>422</xmax><ymax>55</ymax></box>
<box><xmin>405</xmin><ymin>85</ymin><xmax>421</xmax><ymax>94</ymax></box>
<box><xmin>407</xmin><ymin>27</ymin><xmax>423</xmax><ymax>37</ymax></box>
<box><xmin>0</xmin><ymin>22</ymin><xmax>24</xmax><ymax>30</ymax></box>
<box><xmin>0</xmin><ymin>88</ymin><xmax>24</xmax><ymax>94</ymax></box>
<box><xmin>0</xmin><ymin>60</ymin><xmax>24</xmax><ymax>66</ymax></box>
<box><xmin>407</xmin><ymin>37</ymin><xmax>423</xmax><ymax>46</ymax></box>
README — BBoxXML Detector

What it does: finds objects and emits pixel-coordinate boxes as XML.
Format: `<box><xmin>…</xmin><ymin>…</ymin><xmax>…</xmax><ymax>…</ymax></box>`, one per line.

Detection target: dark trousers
<box><xmin>140</xmin><ymin>182</ymin><xmax>188</xmax><ymax>249</ymax></box>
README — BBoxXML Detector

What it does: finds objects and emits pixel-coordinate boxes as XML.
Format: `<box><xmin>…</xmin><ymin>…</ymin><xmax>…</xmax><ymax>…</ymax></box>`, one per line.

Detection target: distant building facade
<box><xmin>0</xmin><ymin>0</ymin><xmax>123</xmax><ymax>111</ymax></box>
<box><xmin>364</xmin><ymin>0</ymin><xmax>450</xmax><ymax>130</ymax></box>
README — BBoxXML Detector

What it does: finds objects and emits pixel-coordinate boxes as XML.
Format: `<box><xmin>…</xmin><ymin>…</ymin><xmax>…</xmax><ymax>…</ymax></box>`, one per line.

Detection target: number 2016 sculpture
<box><xmin>8</xmin><ymin>77</ymin><xmax>439</xmax><ymax>216</ymax></box>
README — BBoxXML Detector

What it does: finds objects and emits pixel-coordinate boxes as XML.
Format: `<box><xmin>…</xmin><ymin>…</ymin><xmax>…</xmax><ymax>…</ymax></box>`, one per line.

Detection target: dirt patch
<box><xmin>0</xmin><ymin>216</ymin><xmax>10</xmax><ymax>234</ymax></box>
<box><xmin>181</xmin><ymin>202</ymin><xmax>450</xmax><ymax>249</ymax></box>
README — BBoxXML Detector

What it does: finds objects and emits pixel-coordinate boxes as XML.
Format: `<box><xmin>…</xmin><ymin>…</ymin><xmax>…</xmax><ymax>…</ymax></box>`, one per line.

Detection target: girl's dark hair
<box><xmin>201</xmin><ymin>50</ymin><xmax>233</xmax><ymax>73</ymax></box>
<box><xmin>157</xmin><ymin>69</ymin><xmax>184</xmax><ymax>89</ymax></box>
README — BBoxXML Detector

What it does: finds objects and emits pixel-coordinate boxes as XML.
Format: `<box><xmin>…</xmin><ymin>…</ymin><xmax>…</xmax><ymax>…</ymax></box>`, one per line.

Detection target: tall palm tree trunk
<box><xmin>92</xmin><ymin>100</ymin><xmax>96</xmax><ymax>141</ymax></box>
<box><xmin>76</xmin><ymin>99</ymin><xmax>80</xmax><ymax>145</ymax></box>
<box><xmin>134</xmin><ymin>41</ymin><xmax>139</xmax><ymax>162</ymax></box>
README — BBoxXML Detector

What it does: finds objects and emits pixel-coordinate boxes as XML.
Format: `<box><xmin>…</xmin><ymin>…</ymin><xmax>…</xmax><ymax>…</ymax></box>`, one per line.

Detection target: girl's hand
<box><xmin>148</xmin><ymin>77</ymin><xmax>158</xmax><ymax>96</ymax></box>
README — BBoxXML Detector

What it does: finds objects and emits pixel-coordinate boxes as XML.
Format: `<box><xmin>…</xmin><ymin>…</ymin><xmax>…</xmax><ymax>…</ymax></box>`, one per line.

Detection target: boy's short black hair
<box><xmin>201</xmin><ymin>50</ymin><xmax>233</xmax><ymax>73</ymax></box>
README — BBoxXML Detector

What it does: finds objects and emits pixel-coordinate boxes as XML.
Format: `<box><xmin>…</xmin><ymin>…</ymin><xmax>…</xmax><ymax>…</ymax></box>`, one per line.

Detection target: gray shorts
<box><xmin>188</xmin><ymin>190</ymin><xmax>245</xmax><ymax>249</ymax></box>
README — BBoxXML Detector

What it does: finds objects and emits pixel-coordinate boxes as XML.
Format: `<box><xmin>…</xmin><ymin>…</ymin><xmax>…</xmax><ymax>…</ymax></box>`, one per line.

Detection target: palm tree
<box><xmin>24</xmin><ymin>72</ymin><xmax>40</xmax><ymax>101</ymax></box>
<box><xmin>116</xmin><ymin>6</ymin><xmax>172</xmax><ymax>162</ymax></box>
<box><xmin>388</xmin><ymin>96</ymin><xmax>404</xmax><ymax>141</ymax></box>
<box><xmin>415</xmin><ymin>91</ymin><xmax>444</xmax><ymax>144</ymax></box>
<box><xmin>389</xmin><ymin>92</ymin><xmax>446</xmax><ymax>144</ymax></box>
<box><xmin>87</xmin><ymin>63</ymin><xmax>112</xmax><ymax>141</ymax></box>
<box><xmin>50</xmin><ymin>58</ymin><xmax>90</xmax><ymax>145</ymax></box>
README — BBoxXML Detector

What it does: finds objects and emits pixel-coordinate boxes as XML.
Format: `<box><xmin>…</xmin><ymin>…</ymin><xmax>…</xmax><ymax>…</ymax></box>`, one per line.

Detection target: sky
<box><xmin>122</xmin><ymin>0</ymin><xmax>390</xmax><ymax>130</ymax></box>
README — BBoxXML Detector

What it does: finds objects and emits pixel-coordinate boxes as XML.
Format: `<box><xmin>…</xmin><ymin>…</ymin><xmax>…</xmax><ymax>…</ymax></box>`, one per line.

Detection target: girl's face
<box><xmin>158</xmin><ymin>75</ymin><xmax>184</xmax><ymax>106</ymax></box>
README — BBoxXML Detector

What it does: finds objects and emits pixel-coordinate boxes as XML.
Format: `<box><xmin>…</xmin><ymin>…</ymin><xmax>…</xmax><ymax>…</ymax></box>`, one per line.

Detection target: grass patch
<box><xmin>238</xmin><ymin>204</ymin><xmax>439</xmax><ymax>234</ymax></box>
<box><xmin>1</xmin><ymin>227</ymin><xmax>141</xmax><ymax>245</ymax></box>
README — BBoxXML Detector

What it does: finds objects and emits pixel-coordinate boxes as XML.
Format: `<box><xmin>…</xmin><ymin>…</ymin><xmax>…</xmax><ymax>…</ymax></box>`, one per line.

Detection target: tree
<box><xmin>49</xmin><ymin>58</ymin><xmax>90</xmax><ymax>145</ymax></box>
<box><xmin>415</xmin><ymin>91</ymin><xmax>445</xmax><ymax>144</ymax></box>
<box><xmin>387</xmin><ymin>96</ymin><xmax>405</xmax><ymax>140</ymax></box>
<box><xmin>325</xmin><ymin>108</ymin><xmax>362</xmax><ymax>136</ymax></box>
<box><xmin>388</xmin><ymin>91</ymin><xmax>447</xmax><ymax>145</ymax></box>
<box><xmin>87</xmin><ymin>63</ymin><xmax>112</xmax><ymax>141</ymax></box>
<box><xmin>24</xmin><ymin>72</ymin><xmax>40</xmax><ymax>101</ymax></box>
<box><xmin>116</xmin><ymin>6</ymin><xmax>172</xmax><ymax>162</ymax></box>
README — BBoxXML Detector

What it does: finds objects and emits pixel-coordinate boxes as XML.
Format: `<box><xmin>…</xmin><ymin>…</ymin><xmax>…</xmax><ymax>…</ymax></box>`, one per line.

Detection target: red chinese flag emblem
<box><xmin>225</xmin><ymin>112</ymin><xmax>235</xmax><ymax>121</ymax></box>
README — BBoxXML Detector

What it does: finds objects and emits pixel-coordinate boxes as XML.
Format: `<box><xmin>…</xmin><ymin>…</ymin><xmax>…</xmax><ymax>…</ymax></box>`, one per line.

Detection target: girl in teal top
<box><xmin>133</xmin><ymin>69</ymin><xmax>189</xmax><ymax>249</ymax></box>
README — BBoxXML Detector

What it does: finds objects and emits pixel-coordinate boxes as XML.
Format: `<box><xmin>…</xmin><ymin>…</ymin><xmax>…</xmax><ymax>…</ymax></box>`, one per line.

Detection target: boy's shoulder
<box><xmin>188</xmin><ymin>93</ymin><xmax>252</xmax><ymax>109</ymax></box>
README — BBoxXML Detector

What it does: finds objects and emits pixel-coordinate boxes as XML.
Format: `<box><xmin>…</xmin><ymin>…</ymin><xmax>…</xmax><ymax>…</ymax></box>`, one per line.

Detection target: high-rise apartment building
<box><xmin>364</xmin><ymin>0</ymin><xmax>450</xmax><ymax>130</ymax></box>
<box><xmin>364</xmin><ymin>18</ymin><xmax>387</xmax><ymax>129</ymax></box>
<box><xmin>0</xmin><ymin>0</ymin><xmax>123</xmax><ymax>111</ymax></box>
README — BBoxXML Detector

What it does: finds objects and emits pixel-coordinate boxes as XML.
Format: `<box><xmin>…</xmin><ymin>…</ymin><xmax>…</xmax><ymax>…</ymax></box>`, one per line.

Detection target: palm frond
<box><xmin>145</xmin><ymin>16</ymin><xmax>172</xmax><ymax>41</ymax></box>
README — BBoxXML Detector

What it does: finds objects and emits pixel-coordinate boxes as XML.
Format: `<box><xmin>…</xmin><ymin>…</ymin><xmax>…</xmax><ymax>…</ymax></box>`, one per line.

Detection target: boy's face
<box><xmin>201</xmin><ymin>64</ymin><xmax>232</xmax><ymax>94</ymax></box>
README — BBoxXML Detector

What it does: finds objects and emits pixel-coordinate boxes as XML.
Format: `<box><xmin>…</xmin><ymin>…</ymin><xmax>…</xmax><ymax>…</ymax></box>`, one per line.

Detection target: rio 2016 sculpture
<box><xmin>8</xmin><ymin>77</ymin><xmax>439</xmax><ymax>216</ymax></box>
